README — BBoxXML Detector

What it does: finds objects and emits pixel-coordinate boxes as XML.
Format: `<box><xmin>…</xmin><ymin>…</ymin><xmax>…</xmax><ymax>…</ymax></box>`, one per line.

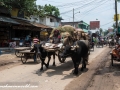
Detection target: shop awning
<box><xmin>12</xmin><ymin>17</ymin><xmax>33</xmax><ymax>26</ymax></box>
<box><xmin>0</xmin><ymin>16</ymin><xmax>19</xmax><ymax>24</ymax></box>
<box><xmin>32</xmin><ymin>23</ymin><xmax>52</xmax><ymax>29</ymax></box>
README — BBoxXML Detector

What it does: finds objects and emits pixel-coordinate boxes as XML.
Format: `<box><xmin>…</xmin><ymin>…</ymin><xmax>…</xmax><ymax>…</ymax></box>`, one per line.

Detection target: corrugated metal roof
<box><xmin>0</xmin><ymin>15</ymin><xmax>53</xmax><ymax>29</ymax></box>
<box><xmin>0</xmin><ymin>16</ymin><xmax>19</xmax><ymax>24</ymax></box>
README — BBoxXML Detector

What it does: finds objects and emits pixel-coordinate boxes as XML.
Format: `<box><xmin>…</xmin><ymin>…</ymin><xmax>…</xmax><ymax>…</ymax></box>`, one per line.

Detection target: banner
<box><xmin>114</xmin><ymin>14</ymin><xmax>120</xmax><ymax>21</ymax></box>
<box><xmin>90</xmin><ymin>21</ymin><xmax>100</xmax><ymax>30</ymax></box>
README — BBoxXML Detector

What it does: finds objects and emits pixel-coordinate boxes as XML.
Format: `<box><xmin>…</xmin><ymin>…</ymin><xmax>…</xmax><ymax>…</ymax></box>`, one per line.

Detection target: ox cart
<box><xmin>14</xmin><ymin>47</ymin><xmax>31</xmax><ymax>57</ymax></box>
<box><xmin>19</xmin><ymin>50</ymin><xmax>40</xmax><ymax>64</ymax></box>
<box><xmin>110</xmin><ymin>48</ymin><xmax>120</xmax><ymax>66</ymax></box>
<box><xmin>18</xmin><ymin>43</ymin><xmax>66</xmax><ymax>64</ymax></box>
<box><xmin>42</xmin><ymin>43</ymin><xmax>66</xmax><ymax>63</ymax></box>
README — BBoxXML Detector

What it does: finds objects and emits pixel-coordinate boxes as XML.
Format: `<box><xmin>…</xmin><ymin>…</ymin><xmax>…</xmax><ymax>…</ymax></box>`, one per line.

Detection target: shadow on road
<box><xmin>34</xmin><ymin>60</ymin><xmax>89</xmax><ymax>80</ymax></box>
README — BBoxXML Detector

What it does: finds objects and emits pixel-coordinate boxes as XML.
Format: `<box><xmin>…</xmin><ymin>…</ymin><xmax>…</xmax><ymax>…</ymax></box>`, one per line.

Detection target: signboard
<box><xmin>108</xmin><ymin>28</ymin><xmax>113</xmax><ymax>32</ymax></box>
<box><xmin>118</xmin><ymin>22</ymin><xmax>120</xmax><ymax>34</ymax></box>
<box><xmin>114</xmin><ymin>14</ymin><xmax>120</xmax><ymax>21</ymax></box>
<box><xmin>118</xmin><ymin>27</ymin><xmax>120</xmax><ymax>34</ymax></box>
<box><xmin>90</xmin><ymin>21</ymin><xmax>100</xmax><ymax>30</ymax></box>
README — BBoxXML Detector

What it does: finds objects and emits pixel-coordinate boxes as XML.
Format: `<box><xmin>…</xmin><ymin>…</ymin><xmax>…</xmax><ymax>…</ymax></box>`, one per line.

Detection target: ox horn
<box><xmin>71</xmin><ymin>45</ymin><xmax>79</xmax><ymax>48</ymax></box>
<box><xmin>71</xmin><ymin>45</ymin><xmax>79</xmax><ymax>51</ymax></box>
<box><xmin>61</xmin><ymin>46</ymin><xmax>65</xmax><ymax>49</ymax></box>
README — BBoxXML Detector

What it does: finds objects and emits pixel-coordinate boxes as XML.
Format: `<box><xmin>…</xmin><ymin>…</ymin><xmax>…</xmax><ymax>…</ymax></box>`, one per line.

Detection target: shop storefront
<box><xmin>0</xmin><ymin>16</ymin><xmax>19</xmax><ymax>47</ymax></box>
<box><xmin>0</xmin><ymin>27</ymin><xmax>9</xmax><ymax>47</ymax></box>
<box><xmin>11</xmin><ymin>26</ymin><xmax>41</xmax><ymax>46</ymax></box>
<box><xmin>0</xmin><ymin>16</ymin><xmax>52</xmax><ymax>47</ymax></box>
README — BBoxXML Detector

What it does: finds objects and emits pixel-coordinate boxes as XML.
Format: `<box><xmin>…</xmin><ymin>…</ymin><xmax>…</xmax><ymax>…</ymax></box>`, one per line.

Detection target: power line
<box><xmin>100</xmin><ymin>21</ymin><xmax>114</xmax><ymax>27</ymax></box>
<box><xmin>63</xmin><ymin>0</ymin><xmax>108</xmax><ymax>20</ymax></box>
<box><xmin>56</xmin><ymin>0</ymin><xmax>89</xmax><ymax>7</ymax></box>
<box><xmin>73</xmin><ymin>7</ymin><xmax>114</xmax><ymax>21</ymax></box>
<box><xmin>60</xmin><ymin>0</ymin><xmax>97</xmax><ymax>15</ymax></box>
<box><xmin>60</xmin><ymin>0</ymin><xmax>106</xmax><ymax>15</ymax></box>
<box><xmin>41</xmin><ymin>0</ymin><xmax>64</xmax><ymax>4</ymax></box>
<box><xmin>82</xmin><ymin>0</ymin><xmax>108</xmax><ymax>15</ymax></box>
<box><xmin>77</xmin><ymin>0</ymin><xmax>109</xmax><ymax>19</ymax></box>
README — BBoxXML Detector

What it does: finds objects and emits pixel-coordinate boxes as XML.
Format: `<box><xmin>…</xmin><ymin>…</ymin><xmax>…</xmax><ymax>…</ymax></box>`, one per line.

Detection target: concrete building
<box><xmin>30</xmin><ymin>15</ymin><xmax>63</xmax><ymax>28</ymax></box>
<box><xmin>61</xmin><ymin>21</ymin><xmax>89</xmax><ymax>33</ymax></box>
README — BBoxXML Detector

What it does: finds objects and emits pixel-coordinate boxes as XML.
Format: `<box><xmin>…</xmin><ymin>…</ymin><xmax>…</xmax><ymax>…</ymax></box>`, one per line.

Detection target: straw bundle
<box><xmin>49</xmin><ymin>26</ymin><xmax>63</xmax><ymax>38</ymax></box>
<box><xmin>62</xmin><ymin>25</ymin><xmax>75</xmax><ymax>33</ymax></box>
<box><xmin>49</xmin><ymin>25</ymin><xmax>75</xmax><ymax>38</ymax></box>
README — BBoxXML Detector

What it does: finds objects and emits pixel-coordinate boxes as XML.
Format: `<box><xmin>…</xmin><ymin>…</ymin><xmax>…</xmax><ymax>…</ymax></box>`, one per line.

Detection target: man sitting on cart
<box><xmin>112</xmin><ymin>36</ymin><xmax>120</xmax><ymax>60</ymax></box>
<box><xmin>50</xmin><ymin>29</ymin><xmax>61</xmax><ymax>44</ymax></box>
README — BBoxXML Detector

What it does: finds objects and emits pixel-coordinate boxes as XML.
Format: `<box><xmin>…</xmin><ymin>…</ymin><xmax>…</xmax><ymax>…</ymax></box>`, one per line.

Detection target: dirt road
<box><xmin>0</xmin><ymin>46</ymin><xmax>113</xmax><ymax>90</ymax></box>
<box><xmin>65</xmin><ymin>47</ymin><xmax>120</xmax><ymax>90</ymax></box>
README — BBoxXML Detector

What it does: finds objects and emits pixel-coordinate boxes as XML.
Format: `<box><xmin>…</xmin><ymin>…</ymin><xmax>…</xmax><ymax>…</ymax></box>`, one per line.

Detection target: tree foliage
<box><xmin>0</xmin><ymin>0</ymin><xmax>61</xmax><ymax>17</ymax></box>
<box><xmin>104</xmin><ymin>30</ymin><xmax>109</xmax><ymax>36</ymax></box>
<box><xmin>37</xmin><ymin>5</ymin><xmax>45</xmax><ymax>18</ymax></box>
<box><xmin>99</xmin><ymin>28</ymin><xmax>103</xmax><ymax>35</ymax></box>
<box><xmin>0</xmin><ymin>0</ymin><xmax>37</xmax><ymax>16</ymax></box>
<box><xmin>43</xmin><ymin>4</ymin><xmax>60</xmax><ymax>17</ymax></box>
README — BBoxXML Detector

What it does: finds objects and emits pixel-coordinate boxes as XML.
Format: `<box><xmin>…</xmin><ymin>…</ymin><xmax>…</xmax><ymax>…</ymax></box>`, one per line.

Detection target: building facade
<box><xmin>61</xmin><ymin>21</ymin><xmax>89</xmax><ymax>33</ymax></box>
<box><xmin>30</xmin><ymin>15</ymin><xmax>63</xmax><ymax>28</ymax></box>
<box><xmin>78</xmin><ymin>21</ymin><xmax>89</xmax><ymax>33</ymax></box>
<box><xmin>0</xmin><ymin>6</ymin><xmax>52</xmax><ymax>47</ymax></box>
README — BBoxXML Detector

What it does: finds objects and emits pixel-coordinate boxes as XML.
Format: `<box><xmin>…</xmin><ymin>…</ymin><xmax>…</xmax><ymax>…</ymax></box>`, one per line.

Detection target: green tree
<box><xmin>0</xmin><ymin>0</ymin><xmax>37</xmax><ymax>16</ymax></box>
<box><xmin>37</xmin><ymin>5</ymin><xmax>45</xmax><ymax>18</ymax></box>
<box><xmin>44</xmin><ymin>4</ymin><xmax>60</xmax><ymax>17</ymax></box>
<box><xmin>99</xmin><ymin>28</ymin><xmax>103</xmax><ymax>35</ymax></box>
<box><xmin>104</xmin><ymin>30</ymin><xmax>109</xmax><ymax>36</ymax></box>
<box><xmin>0</xmin><ymin>1</ymin><xmax>61</xmax><ymax>18</ymax></box>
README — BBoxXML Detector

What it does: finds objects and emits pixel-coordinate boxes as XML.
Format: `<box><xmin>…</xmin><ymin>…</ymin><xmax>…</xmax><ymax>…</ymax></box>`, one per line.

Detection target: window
<box><xmin>50</xmin><ymin>18</ymin><xmax>54</xmax><ymax>22</ymax></box>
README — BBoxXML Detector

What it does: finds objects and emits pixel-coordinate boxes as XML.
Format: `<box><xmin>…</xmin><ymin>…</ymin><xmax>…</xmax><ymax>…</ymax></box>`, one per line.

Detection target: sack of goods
<box><xmin>49</xmin><ymin>25</ymin><xmax>76</xmax><ymax>38</ymax></box>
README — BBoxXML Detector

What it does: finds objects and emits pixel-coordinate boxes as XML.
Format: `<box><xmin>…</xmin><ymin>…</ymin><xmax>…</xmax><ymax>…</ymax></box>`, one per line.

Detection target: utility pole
<box><xmin>115</xmin><ymin>0</ymin><xmax>118</xmax><ymax>33</ymax></box>
<box><xmin>73</xmin><ymin>8</ymin><xmax>74</xmax><ymax>27</ymax></box>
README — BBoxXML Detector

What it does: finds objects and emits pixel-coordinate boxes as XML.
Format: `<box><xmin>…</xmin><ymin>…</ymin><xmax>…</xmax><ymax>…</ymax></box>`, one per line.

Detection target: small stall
<box><xmin>0</xmin><ymin>28</ymin><xmax>9</xmax><ymax>47</ymax></box>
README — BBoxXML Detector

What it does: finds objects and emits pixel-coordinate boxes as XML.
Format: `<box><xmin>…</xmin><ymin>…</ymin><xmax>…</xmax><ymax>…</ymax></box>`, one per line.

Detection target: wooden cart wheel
<box><xmin>21</xmin><ymin>54</ymin><xmax>27</xmax><ymax>64</ymax></box>
<box><xmin>111</xmin><ymin>54</ymin><xmax>113</xmax><ymax>66</ymax></box>
<box><xmin>15</xmin><ymin>50</ymin><xmax>21</xmax><ymax>57</ymax></box>
<box><xmin>58</xmin><ymin>50</ymin><xmax>66</xmax><ymax>63</ymax></box>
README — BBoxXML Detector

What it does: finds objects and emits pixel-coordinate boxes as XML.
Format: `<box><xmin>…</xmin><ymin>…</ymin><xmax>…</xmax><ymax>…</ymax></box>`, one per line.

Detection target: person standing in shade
<box><xmin>30</xmin><ymin>41</ymin><xmax>40</xmax><ymax>63</ymax></box>
<box><xmin>32</xmin><ymin>35</ymin><xmax>40</xmax><ymax>62</ymax></box>
<box><xmin>33</xmin><ymin>35</ymin><xmax>40</xmax><ymax>45</ymax></box>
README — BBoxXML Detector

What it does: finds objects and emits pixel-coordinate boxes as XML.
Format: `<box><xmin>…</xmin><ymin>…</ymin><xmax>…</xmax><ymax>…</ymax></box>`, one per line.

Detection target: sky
<box><xmin>36</xmin><ymin>0</ymin><xmax>120</xmax><ymax>30</ymax></box>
